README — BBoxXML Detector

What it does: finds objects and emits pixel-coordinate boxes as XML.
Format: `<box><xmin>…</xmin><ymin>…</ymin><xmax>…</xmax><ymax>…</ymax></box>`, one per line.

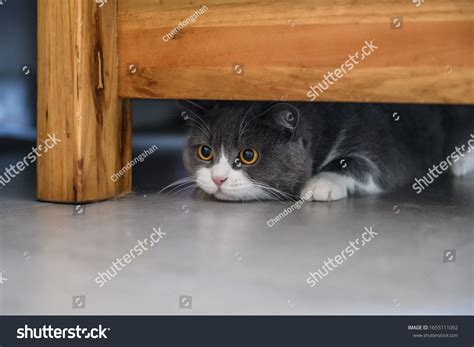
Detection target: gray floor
<box><xmin>0</xmin><ymin>139</ymin><xmax>472</xmax><ymax>315</ymax></box>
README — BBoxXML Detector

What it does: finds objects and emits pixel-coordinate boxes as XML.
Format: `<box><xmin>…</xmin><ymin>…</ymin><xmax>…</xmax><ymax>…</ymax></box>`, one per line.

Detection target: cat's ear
<box><xmin>177</xmin><ymin>100</ymin><xmax>215</xmax><ymax>117</ymax></box>
<box><xmin>259</xmin><ymin>103</ymin><xmax>300</xmax><ymax>134</ymax></box>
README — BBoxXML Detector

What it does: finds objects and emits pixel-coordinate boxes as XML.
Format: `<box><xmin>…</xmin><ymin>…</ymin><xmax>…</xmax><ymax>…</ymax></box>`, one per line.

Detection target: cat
<box><xmin>179</xmin><ymin>100</ymin><xmax>474</xmax><ymax>202</ymax></box>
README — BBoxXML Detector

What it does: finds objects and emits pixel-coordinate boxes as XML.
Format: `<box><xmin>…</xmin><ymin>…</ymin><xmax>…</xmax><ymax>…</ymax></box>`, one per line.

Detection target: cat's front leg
<box><xmin>302</xmin><ymin>172</ymin><xmax>350</xmax><ymax>201</ymax></box>
<box><xmin>301</xmin><ymin>158</ymin><xmax>384</xmax><ymax>201</ymax></box>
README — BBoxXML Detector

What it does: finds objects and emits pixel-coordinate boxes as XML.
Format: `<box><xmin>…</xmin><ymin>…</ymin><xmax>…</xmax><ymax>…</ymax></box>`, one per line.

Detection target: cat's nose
<box><xmin>212</xmin><ymin>176</ymin><xmax>228</xmax><ymax>187</ymax></box>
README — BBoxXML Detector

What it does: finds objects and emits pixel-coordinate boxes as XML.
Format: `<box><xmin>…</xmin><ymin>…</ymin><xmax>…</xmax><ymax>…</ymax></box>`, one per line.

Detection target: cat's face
<box><xmin>182</xmin><ymin>102</ymin><xmax>313</xmax><ymax>201</ymax></box>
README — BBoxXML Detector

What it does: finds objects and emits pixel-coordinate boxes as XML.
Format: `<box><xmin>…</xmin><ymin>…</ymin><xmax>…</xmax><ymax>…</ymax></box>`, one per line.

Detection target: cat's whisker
<box><xmin>250</xmin><ymin>180</ymin><xmax>297</xmax><ymax>202</ymax></box>
<box><xmin>245</xmin><ymin>191</ymin><xmax>265</xmax><ymax>203</ymax></box>
<box><xmin>238</xmin><ymin>117</ymin><xmax>254</xmax><ymax>142</ymax></box>
<box><xmin>166</xmin><ymin>181</ymin><xmax>197</xmax><ymax>196</ymax></box>
<box><xmin>188</xmin><ymin>118</ymin><xmax>210</xmax><ymax>137</ymax></box>
<box><xmin>254</xmin><ymin>190</ymin><xmax>276</xmax><ymax>202</ymax></box>
<box><xmin>237</xmin><ymin>187</ymin><xmax>265</xmax><ymax>203</ymax></box>
<box><xmin>185</xmin><ymin>121</ymin><xmax>210</xmax><ymax>138</ymax></box>
<box><xmin>265</xmin><ymin>185</ymin><xmax>299</xmax><ymax>200</ymax></box>
<box><xmin>190</xmin><ymin>113</ymin><xmax>211</xmax><ymax>134</ymax></box>
<box><xmin>169</xmin><ymin>183</ymin><xmax>198</xmax><ymax>196</ymax></box>
<box><xmin>238</xmin><ymin>105</ymin><xmax>251</xmax><ymax>138</ymax></box>
<box><xmin>247</xmin><ymin>182</ymin><xmax>280</xmax><ymax>200</ymax></box>
<box><xmin>278</xmin><ymin>190</ymin><xmax>298</xmax><ymax>201</ymax></box>
<box><xmin>238</xmin><ymin>103</ymin><xmax>256</xmax><ymax>142</ymax></box>
<box><xmin>250</xmin><ymin>178</ymin><xmax>292</xmax><ymax>197</ymax></box>
<box><xmin>252</xmin><ymin>184</ymin><xmax>287</xmax><ymax>202</ymax></box>
<box><xmin>265</xmin><ymin>189</ymin><xmax>291</xmax><ymax>202</ymax></box>
<box><xmin>158</xmin><ymin>177</ymin><xmax>197</xmax><ymax>195</ymax></box>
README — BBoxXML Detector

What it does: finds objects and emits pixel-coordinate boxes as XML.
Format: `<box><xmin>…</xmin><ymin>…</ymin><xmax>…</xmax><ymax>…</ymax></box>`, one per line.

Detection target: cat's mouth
<box><xmin>209</xmin><ymin>185</ymin><xmax>259</xmax><ymax>201</ymax></box>
<box><xmin>197</xmin><ymin>180</ymin><xmax>264</xmax><ymax>201</ymax></box>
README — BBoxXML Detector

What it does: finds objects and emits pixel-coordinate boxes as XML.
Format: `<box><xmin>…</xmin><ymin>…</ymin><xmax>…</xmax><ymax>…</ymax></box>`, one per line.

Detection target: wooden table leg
<box><xmin>37</xmin><ymin>0</ymin><xmax>131</xmax><ymax>203</ymax></box>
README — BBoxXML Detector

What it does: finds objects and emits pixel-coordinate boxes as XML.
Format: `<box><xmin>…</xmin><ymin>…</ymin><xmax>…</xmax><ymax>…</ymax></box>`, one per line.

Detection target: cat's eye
<box><xmin>239</xmin><ymin>148</ymin><xmax>259</xmax><ymax>165</ymax></box>
<box><xmin>198</xmin><ymin>145</ymin><xmax>213</xmax><ymax>161</ymax></box>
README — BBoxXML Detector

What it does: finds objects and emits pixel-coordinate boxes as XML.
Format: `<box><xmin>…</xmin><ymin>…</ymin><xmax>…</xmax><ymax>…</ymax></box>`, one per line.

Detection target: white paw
<box><xmin>301</xmin><ymin>173</ymin><xmax>348</xmax><ymax>201</ymax></box>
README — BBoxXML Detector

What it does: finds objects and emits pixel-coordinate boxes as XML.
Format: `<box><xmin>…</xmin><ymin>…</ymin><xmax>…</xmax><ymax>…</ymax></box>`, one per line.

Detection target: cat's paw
<box><xmin>301</xmin><ymin>173</ymin><xmax>348</xmax><ymax>201</ymax></box>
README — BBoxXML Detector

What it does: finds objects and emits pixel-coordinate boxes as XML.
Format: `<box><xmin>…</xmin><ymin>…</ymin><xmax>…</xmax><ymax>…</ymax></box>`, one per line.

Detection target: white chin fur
<box><xmin>214</xmin><ymin>190</ymin><xmax>257</xmax><ymax>201</ymax></box>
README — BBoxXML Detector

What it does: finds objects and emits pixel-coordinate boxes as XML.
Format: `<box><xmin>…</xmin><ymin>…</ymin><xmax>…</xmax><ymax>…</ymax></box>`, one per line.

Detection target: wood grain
<box><xmin>118</xmin><ymin>0</ymin><xmax>473</xmax><ymax>104</ymax></box>
<box><xmin>37</xmin><ymin>0</ymin><xmax>132</xmax><ymax>203</ymax></box>
<box><xmin>119</xmin><ymin>0</ymin><xmax>472</xmax><ymax>27</ymax></box>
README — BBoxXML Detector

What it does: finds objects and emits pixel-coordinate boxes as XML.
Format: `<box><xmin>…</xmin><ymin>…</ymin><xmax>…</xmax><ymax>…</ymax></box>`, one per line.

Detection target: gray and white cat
<box><xmin>179</xmin><ymin>101</ymin><xmax>474</xmax><ymax>202</ymax></box>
